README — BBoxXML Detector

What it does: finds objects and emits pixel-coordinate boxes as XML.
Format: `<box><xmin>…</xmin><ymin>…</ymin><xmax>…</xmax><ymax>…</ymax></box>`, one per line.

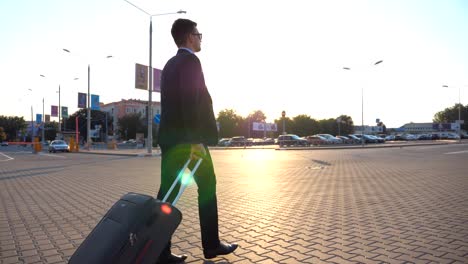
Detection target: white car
<box><xmin>1</xmin><ymin>141</ymin><xmax>8</xmax><ymax>146</ymax></box>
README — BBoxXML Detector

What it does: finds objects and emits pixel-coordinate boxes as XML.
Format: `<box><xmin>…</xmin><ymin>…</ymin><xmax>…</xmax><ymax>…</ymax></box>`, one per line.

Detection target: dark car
<box><xmin>48</xmin><ymin>140</ymin><xmax>70</xmax><ymax>153</ymax></box>
<box><xmin>277</xmin><ymin>134</ymin><xmax>309</xmax><ymax>147</ymax></box>
<box><xmin>228</xmin><ymin>136</ymin><xmax>251</xmax><ymax>147</ymax></box>
<box><xmin>1</xmin><ymin>141</ymin><xmax>8</xmax><ymax>146</ymax></box>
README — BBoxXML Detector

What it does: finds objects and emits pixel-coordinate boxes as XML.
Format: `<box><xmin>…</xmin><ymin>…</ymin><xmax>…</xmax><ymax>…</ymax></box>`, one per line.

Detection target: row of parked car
<box><xmin>217</xmin><ymin>132</ymin><xmax>466</xmax><ymax>147</ymax></box>
<box><xmin>277</xmin><ymin>134</ymin><xmax>386</xmax><ymax>147</ymax></box>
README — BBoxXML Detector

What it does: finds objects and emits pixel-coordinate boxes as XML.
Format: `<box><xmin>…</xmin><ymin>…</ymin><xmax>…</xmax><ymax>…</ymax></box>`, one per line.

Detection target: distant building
<box><xmin>353</xmin><ymin>125</ymin><xmax>383</xmax><ymax>134</ymax></box>
<box><xmin>395</xmin><ymin>122</ymin><xmax>460</xmax><ymax>134</ymax></box>
<box><xmin>100</xmin><ymin>99</ymin><xmax>161</xmax><ymax>137</ymax></box>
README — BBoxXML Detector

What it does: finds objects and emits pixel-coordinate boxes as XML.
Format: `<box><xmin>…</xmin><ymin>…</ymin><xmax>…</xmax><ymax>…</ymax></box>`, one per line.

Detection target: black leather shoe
<box><xmin>203</xmin><ymin>242</ymin><xmax>238</xmax><ymax>259</ymax></box>
<box><xmin>156</xmin><ymin>253</ymin><xmax>188</xmax><ymax>264</ymax></box>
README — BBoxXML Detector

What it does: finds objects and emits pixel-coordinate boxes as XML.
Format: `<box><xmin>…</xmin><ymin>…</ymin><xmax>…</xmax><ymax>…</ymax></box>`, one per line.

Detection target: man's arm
<box><xmin>179</xmin><ymin>54</ymin><xmax>204</xmax><ymax>144</ymax></box>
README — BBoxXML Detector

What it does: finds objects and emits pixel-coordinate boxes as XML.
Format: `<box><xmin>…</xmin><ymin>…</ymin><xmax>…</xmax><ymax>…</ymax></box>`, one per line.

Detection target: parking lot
<box><xmin>1</xmin><ymin>143</ymin><xmax>468</xmax><ymax>263</ymax></box>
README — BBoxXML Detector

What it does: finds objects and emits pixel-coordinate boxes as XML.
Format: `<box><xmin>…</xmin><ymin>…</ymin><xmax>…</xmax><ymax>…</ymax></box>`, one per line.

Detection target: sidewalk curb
<box><xmin>71</xmin><ymin>151</ymin><xmax>161</xmax><ymax>157</ymax></box>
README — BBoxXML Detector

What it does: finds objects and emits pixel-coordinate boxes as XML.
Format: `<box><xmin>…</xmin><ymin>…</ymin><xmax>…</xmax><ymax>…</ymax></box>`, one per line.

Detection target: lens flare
<box><xmin>181</xmin><ymin>169</ymin><xmax>194</xmax><ymax>185</ymax></box>
<box><xmin>161</xmin><ymin>204</ymin><xmax>172</xmax><ymax>215</ymax></box>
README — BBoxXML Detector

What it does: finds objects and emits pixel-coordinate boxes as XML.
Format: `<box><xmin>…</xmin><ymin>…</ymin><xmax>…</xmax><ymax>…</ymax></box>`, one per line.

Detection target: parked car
<box><xmin>228</xmin><ymin>136</ymin><xmax>251</xmax><ymax>147</ymax></box>
<box><xmin>1</xmin><ymin>141</ymin><xmax>8</xmax><ymax>146</ymax></box>
<box><xmin>48</xmin><ymin>140</ymin><xmax>70</xmax><ymax>153</ymax></box>
<box><xmin>317</xmin><ymin>134</ymin><xmax>342</xmax><ymax>144</ymax></box>
<box><xmin>262</xmin><ymin>138</ymin><xmax>275</xmax><ymax>145</ymax></box>
<box><xmin>369</xmin><ymin>135</ymin><xmax>385</xmax><ymax>143</ymax></box>
<box><xmin>447</xmin><ymin>133</ymin><xmax>460</xmax><ymax>139</ymax></box>
<box><xmin>217</xmin><ymin>138</ymin><xmax>231</xmax><ymax>146</ymax></box>
<box><xmin>305</xmin><ymin>135</ymin><xmax>329</xmax><ymax>146</ymax></box>
<box><xmin>277</xmin><ymin>134</ymin><xmax>309</xmax><ymax>147</ymax></box>
<box><xmin>336</xmin><ymin>136</ymin><xmax>353</xmax><ymax>144</ymax></box>
<box><xmin>346</xmin><ymin>134</ymin><xmax>362</xmax><ymax>144</ymax></box>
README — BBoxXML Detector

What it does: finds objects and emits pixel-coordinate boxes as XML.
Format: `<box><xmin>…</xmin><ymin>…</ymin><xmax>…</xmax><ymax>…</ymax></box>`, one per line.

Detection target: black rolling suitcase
<box><xmin>69</xmin><ymin>158</ymin><xmax>202</xmax><ymax>264</ymax></box>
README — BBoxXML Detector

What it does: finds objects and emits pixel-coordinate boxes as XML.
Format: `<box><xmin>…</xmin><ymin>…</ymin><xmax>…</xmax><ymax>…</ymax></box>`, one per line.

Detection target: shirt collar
<box><xmin>179</xmin><ymin>47</ymin><xmax>194</xmax><ymax>54</ymax></box>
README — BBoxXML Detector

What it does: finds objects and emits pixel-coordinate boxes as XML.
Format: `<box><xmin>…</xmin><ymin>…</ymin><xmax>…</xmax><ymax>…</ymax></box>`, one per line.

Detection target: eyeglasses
<box><xmin>192</xmin><ymin>33</ymin><xmax>202</xmax><ymax>40</ymax></box>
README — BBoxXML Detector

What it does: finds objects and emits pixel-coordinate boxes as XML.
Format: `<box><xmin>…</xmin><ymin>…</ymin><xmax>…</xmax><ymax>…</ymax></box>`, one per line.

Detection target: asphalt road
<box><xmin>1</xmin><ymin>144</ymin><xmax>467</xmax><ymax>263</ymax></box>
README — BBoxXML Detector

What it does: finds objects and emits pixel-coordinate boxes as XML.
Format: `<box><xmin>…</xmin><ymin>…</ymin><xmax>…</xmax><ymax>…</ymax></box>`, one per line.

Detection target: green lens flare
<box><xmin>181</xmin><ymin>170</ymin><xmax>194</xmax><ymax>185</ymax></box>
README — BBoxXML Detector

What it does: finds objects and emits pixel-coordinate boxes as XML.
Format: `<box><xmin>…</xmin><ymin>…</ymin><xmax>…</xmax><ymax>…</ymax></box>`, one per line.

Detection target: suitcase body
<box><xmin>69</xmin><ymin>158</ymin><xmax>202</xmax><ymax>264</ymax></box>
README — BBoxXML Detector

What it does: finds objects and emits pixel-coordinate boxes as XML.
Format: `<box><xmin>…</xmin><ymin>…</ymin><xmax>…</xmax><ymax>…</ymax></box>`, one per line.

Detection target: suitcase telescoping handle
<box><xmin>162</xmin><ymin>158</ymin><xmax>202</xmax><ymax>206</ymax></box>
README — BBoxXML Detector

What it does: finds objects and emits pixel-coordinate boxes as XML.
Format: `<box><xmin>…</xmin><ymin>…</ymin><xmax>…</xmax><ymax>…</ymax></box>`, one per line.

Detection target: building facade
<box><xmin>100</xmin><ymin>99</ymin><xmax>161</xmax><ymax>138</ymax></box>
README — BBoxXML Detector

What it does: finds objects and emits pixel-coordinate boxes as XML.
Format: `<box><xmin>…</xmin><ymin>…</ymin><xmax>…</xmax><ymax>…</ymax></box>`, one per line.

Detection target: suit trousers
<box><xmin>157</xmin><ymin>144</ymin><xmax>220</xmax><ymax>255</ymax></box>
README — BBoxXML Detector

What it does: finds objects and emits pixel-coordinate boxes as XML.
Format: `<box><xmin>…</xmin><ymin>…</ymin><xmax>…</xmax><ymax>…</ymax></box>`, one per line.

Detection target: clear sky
<box><xmin>1</xmin><ymin>0</ymin><xmax>467</xmax><ymax>128</ymax></box>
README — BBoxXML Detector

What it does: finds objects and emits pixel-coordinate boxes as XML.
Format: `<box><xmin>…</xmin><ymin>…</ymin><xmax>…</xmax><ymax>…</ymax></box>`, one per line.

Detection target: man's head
<box><xmin>171</xmin><ymin>18</ymin><xmax>202</xmax><ymax>52</ymax></box>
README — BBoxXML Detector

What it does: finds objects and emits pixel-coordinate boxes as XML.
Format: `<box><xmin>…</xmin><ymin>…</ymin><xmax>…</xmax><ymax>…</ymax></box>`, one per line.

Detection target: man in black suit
<box><xmin>156</xmin><ymin>18</ymin><xmax>238</xmax><ymax>264</ymax></box>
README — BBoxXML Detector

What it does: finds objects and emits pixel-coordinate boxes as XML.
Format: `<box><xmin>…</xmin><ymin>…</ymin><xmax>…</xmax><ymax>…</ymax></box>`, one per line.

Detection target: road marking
<box><xmin>444</xmin><ymin>150</ymin><xmax>468</xmax><ymax>155</ymax></box>
<box><xmin>39</xmin><ymin>153</ymin><xmax>67</xmax><ymax>158</ymax></box>
<box><xmin>0</xmin><ymin>152</ymin><xmax>14</xmax><ymax>161</ymax></box>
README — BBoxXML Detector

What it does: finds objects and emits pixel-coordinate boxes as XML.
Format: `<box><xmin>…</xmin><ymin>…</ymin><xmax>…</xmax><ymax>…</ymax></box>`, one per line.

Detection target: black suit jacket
<box><xmin>157</xmin><ymin>49</ymin><xmax>218</xmax><ymax>146</ymax></box>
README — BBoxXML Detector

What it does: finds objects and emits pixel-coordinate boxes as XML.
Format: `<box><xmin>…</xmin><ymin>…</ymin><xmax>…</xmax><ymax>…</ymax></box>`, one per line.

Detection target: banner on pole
<box><xmin>91</xmin><ymin>94</ymin><xmax>100</xmax><ymax>110</ymax></box>
<box><xmin>135</xmin><ymin>63</ymin><xmax>148</xmax><ymax>90</ymax></box>
<box><xmin>78</xmin><ymin>92</ymin><xmax>87</xmax><ymax>108</ymax></box>
<box><xmin>153</xmin><ymin>68</ymin><xmax>162</xmax><ymax>92</ymax></box>
<box><xmin>45</xmin><ymin>114</ymin><xmax>50</xmax><ymax>123</ymax></box>
<box><xmin>36</xmin><ymin>114</ymin><xmax>42</xmax><ymax>124</ymax></box>
<box><xmin>51</xmin><ymin>106</ymin><xmax>58</xmax><ymax>117</ymax></box>
<box><xmin>61</xmin><ymin>106</ymin><xmax>68</xmax><ymax>118</ymax></box>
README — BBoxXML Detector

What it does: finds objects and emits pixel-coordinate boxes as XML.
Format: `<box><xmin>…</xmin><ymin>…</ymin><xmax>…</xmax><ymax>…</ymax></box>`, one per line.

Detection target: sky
<box><xmin>0</xmin><ymin>0</ymin><xmax>467</xmax><ymax>128</ymax></box>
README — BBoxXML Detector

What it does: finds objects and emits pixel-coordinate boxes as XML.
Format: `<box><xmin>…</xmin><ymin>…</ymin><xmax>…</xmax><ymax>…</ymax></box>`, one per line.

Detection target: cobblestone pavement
<box><xmin>1</xmin><ymin>144</ymin><xmax>467</xmax><ymax>263</ymax></box>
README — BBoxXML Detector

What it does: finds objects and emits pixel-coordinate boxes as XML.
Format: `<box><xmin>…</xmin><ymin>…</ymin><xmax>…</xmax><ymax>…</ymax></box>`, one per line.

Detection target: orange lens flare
<box><xmin>161</xmin><ymin>204</ymin><xmax>172</xmax><ymax>215</ymax></box>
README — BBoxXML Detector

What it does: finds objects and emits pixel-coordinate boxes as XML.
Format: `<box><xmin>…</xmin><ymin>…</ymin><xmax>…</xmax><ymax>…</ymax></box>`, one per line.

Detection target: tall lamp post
<box><xmin>442</xmin><ymin>85</ymin><xmax>462</xmax><ymax>143</ymax></box>
<box><xmin>125</xmin><ymin>0</ymin><xmax>186</xmax><ymax>154</ymax></box>
<box><xmin>63</xmin><ymin>49</ymin><xmax>112</xmax><ymax>150</ymax></box>
<box><xmin>343</xmin><ymin>60</ymin><xmax>383</xmax><ymax>146</ymax></box>
<box><xmin>281</xmin><ymin>110</ymin><xmax>286</xmax><ymax>135</ymax></box>
<box><xmin>40</xmin><ymin>75</ymin><xmax>78</xmax><ymax>136</ymax></box>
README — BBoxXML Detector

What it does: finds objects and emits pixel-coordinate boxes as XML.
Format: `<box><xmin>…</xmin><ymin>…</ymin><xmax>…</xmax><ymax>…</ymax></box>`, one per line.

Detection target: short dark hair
<box><xmin>171</xmin><ymin>18</ymin><xmax>197</xmax><ymax>47</ymax></box>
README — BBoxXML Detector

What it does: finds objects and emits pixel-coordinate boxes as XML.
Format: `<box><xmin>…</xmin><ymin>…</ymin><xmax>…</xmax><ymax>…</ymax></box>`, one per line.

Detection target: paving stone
<box><xmin>1</xmin><ymin>148</ymin><xmax>468</xmax><ymax>263</ymax></box>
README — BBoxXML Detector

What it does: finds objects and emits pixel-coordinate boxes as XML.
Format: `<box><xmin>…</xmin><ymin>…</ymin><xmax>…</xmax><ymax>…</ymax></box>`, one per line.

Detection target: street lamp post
<box><xmin>442</xmin><ymin>85</ymin><xmax>462</xmax><ymax>143</ymax></box>
<box><xmin>40</xmin><ymin>75</ymin><xmax>78</xmax><ymax>138</ymax></box>
<box><xmin>281</xmin><ymin>110</ymin><xmax>286</xmax><ymax>135</ymax></box>
<box><xmin>125</xmin><ymin>0</ymin><xmax>186</xmax><ymax>154</ymax></box>
<box><xmin>63</xmin><ymin>49</ymin><xmax>112</xmax><ymax>150</ymax></box>
<box><xmin>343</xmin><ymin>60</ymin><xmax>383</xmax><ymax>146</ymax></box>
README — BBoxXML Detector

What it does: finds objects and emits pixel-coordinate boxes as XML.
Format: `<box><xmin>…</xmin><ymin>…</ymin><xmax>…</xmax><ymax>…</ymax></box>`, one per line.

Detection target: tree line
<box><xmin>1</xmin><ymin>103</ymin><xmax>466</xmax><ymax>143</ymax></box>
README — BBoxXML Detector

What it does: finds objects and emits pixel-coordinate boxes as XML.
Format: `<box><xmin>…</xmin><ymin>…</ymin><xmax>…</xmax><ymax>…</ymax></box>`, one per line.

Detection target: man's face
<box><xmin>190</xmin><ymin>27</ymin><xmax>202</xmax><ymax>52</ymax></box>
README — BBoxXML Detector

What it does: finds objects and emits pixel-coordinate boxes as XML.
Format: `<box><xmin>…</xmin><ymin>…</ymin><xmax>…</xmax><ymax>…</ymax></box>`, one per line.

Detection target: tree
<box><xmin>273</xmin><ymin>117</ymin><xmax>292</xmax><ymax>137</ymax></box>
<box><xmin>64</xmin><ymin>109</ymin><xmax>113</xmax><ymax>142</ymax></box>
<box><xmin>318</xmin><ymin>118</ymin><xmax>337</xmax><ymax>135</ymax></box>
<box><xmin>117</xmin><ymin>113</ymin><xmax>144</xmax><ymax>140</ymax></box>
<box><xmin>0</xmin><ymin>115</ymin><xmax>27</xmax><ymax>141</ymax></box>
<box><xmin>0</xmin><ymin>127</ymin><xmax>6</xmax><ymax>141</ymax></box>
<box><xmin>290</xmin><ymin>115</ymin><xmax>319</xmax><ymax>136</ymax></box>
<box><xmin>44</xmin><ymin>122</ymin><xmax>58</xmax><ymax>141</ymax></box>
<box><xmin>337</xmin><ymin>115</ymin><xmax>354</xmax><ymax>135</ymax></box>
<box><xmin>246</xmin><ymin>110</ymin><xmax>267</xmax><ymax>138</ymax></box>
<box><xmin>217</xmin><ymin>109</ymin><xmax>243</xmax><ymax>138</ymax></box>
<box><xmin>434</xmin><ymin>103</ymin><xmax>467</xmax><ymax>131</ymax></box>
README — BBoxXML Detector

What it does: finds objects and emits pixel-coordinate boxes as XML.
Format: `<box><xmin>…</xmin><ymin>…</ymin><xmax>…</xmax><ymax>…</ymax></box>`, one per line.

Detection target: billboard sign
<box><xmin>252</xmin><ymin>122</ymin><xmax>277</xmax><ymax>131</ymax></box>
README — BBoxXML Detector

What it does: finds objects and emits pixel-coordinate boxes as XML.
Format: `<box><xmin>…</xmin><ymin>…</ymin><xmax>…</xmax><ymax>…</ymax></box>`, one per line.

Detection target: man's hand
<box><xmin>190</xmin><ymin>143</ymin><xmax>206</xmax><ymax>160</ymax></box>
